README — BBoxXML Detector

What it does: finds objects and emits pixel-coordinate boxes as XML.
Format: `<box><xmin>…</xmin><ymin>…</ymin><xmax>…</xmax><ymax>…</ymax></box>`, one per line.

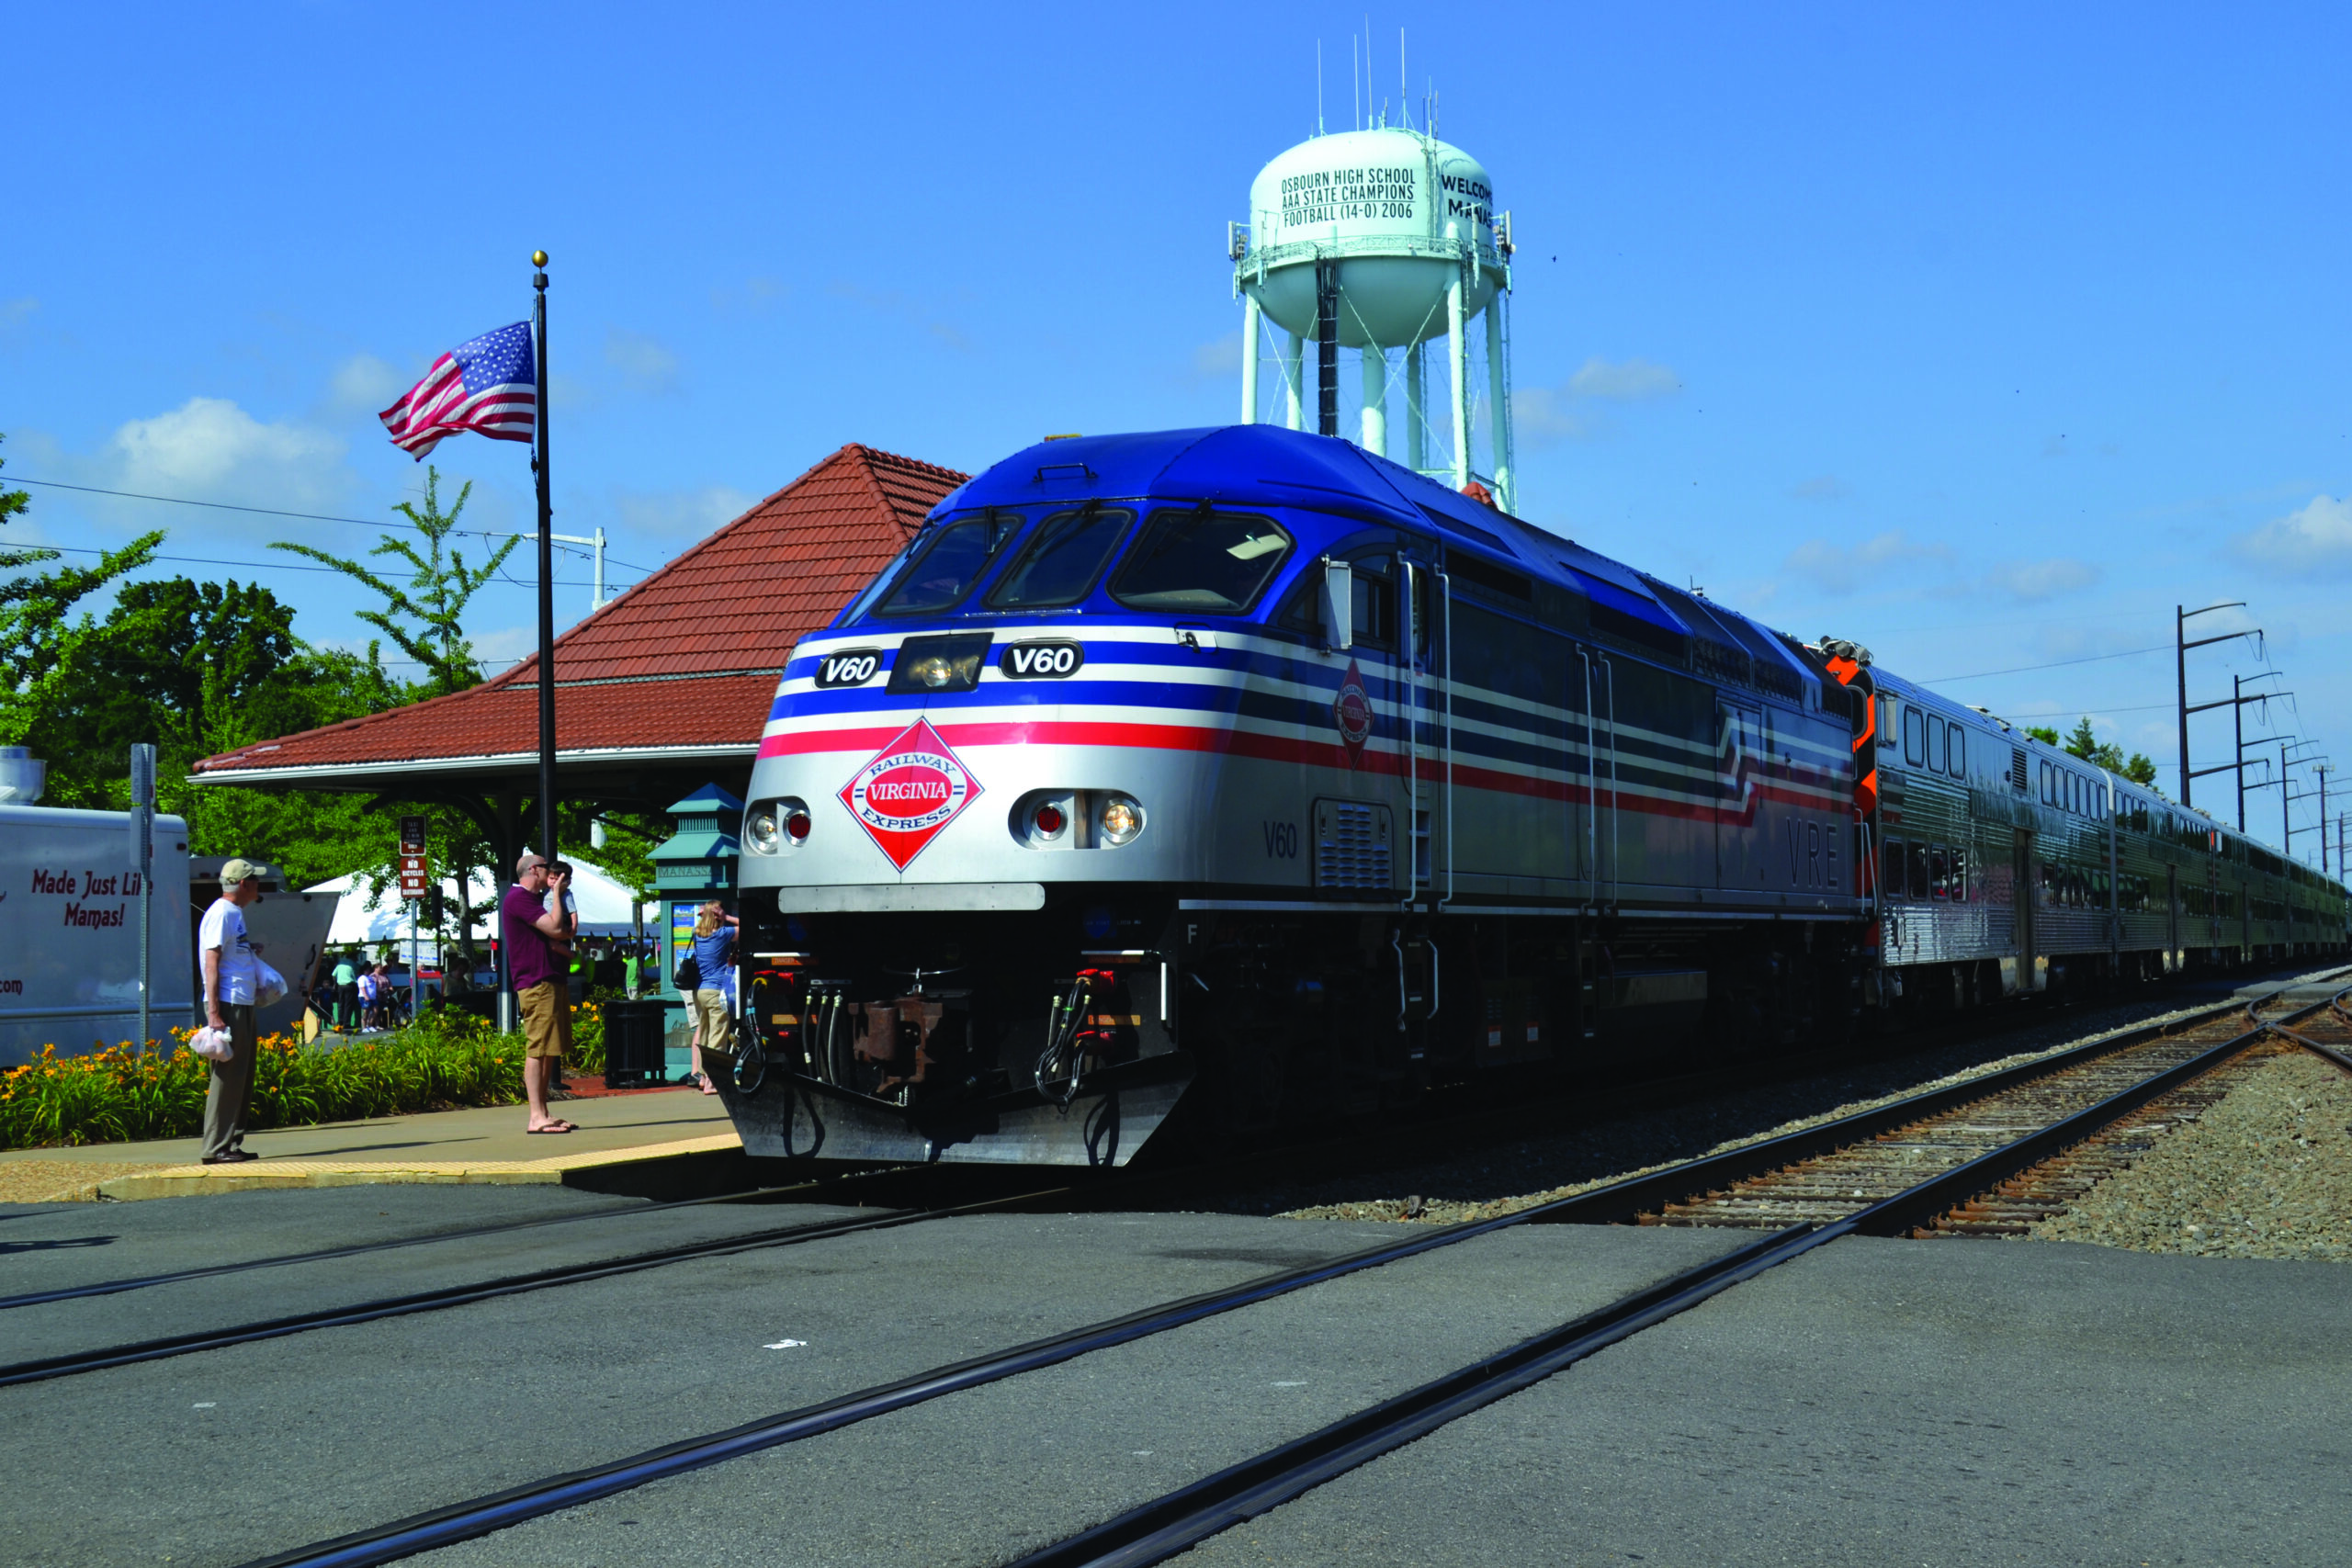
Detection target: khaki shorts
<box><xmin>517</xmin><ymin>981</ymin><xmax>565</xmax><ymax>1060</ymax></box>
<box><xmin>693</xmin><ymin>987</ymin><xmax>735</xmax><ymax>1056</ymax></box>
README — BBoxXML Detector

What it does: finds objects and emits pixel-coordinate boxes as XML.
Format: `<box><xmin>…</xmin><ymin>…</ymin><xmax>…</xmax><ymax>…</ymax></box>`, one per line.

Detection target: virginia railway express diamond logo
<box><xmin>1332</xmin><ymin>658</ymin><xmax>1374</xmax><ymax>767</ymax></box>
<box><xmin>839</xmin><ymin>717</ymin><xmax>983</xmax><ymax>870</ymax></box>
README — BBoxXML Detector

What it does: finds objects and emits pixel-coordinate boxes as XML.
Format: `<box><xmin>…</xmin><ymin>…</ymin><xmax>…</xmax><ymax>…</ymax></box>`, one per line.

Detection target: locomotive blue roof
<box><xmin>933</xmin><ymin>425</ymin><xmax>1807</xmax><ymax>681</ymax></box>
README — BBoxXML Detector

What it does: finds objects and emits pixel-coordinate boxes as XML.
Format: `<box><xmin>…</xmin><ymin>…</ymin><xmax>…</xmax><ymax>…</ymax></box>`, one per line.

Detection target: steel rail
<box><xmin>0</xmin><ymin>1181</ymin><xmax>1067</xmax><ymax>1389</ymax></box>
<box><xmin>0</xmin><ymin>1174</ymin><xmax>890</xmax><ymax>1314</ymax></box>
<box><xmin>222</xmin><ymin>984</ymin><xmax>2334</xmax><ymax>1568</ymax></box>
<box><xmin>1005</xmin><ymin>990</ymin><xmax>2343</xmax><ymax>1568</ymax></box>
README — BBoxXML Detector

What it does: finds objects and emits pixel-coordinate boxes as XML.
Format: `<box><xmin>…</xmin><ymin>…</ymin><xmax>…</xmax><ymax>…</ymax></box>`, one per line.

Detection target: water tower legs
<box><xmin>1361</xmin><ymin>344</ymin><xmax>1387</xmax><ymax>457</ymax></box>
<box><xmin>1240</xmin><ymin>296</ymin><xmax>1261</xmax><ymax>425</ymax></box>
<box><xmin>1405</xmin><ymin>343</ymin><xmax>1426</xmax><ymax>472</ymax></box>
<box><xmin>1283</xmin><ymin>333</ymin><xmax>1305</xmax><ymax>431</ymax></box>
<box><xmin>1446</xmin><ymin>272</ymin><xmax>1471</xmax><ymax>491</ymax></box>
<box><xmin>1487</xmin><ymin>292</ymin><xmax>1514</xmax><ymax>512</ymax></box>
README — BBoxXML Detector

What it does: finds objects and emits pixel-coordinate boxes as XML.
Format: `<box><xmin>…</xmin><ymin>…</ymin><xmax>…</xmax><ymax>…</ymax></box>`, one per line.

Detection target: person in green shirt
<box><xmin>332</xmin><ymin>953</ymin><xmax>359</xmax><ymax>1032</ymax></box>
<box><xmin>623</xmin><ymin>946</ymin><xmax>640</xmax><ymax>998</ymax></box>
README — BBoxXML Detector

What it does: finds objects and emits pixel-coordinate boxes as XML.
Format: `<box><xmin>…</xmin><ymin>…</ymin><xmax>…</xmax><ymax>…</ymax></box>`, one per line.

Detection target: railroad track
<box><xmin>0</xmin><ymin>1167</ymin><xmax>1069</xmax><ymax>1389</ymax></box>
<box><xmin>220</xmin><ymin>976</ymin><xmax>2351</xmax><ymax>1568</ymax></box>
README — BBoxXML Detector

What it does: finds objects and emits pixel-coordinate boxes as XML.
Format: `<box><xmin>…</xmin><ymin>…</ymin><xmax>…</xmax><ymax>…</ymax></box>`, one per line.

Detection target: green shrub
<box><xmin>0</xmin><ymin>1006</ymin><xmax>529</xmax><ymax>1151</ymax></box>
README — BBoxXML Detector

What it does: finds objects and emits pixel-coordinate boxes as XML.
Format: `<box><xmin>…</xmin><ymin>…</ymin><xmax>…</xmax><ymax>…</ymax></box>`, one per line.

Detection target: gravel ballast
<box><xmin>2029</xmin><ymin>1047</ymin><xmax>2352</xmax><ymax>1261</ymax></box>
<box><xmin>1259</xmin><ymin>992</ymin><xmax>2256</xmax><ymax>1226</ymax></box>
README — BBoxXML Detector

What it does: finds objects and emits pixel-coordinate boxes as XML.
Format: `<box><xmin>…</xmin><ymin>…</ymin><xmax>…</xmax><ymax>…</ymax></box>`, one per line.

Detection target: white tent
<box><xmin>308</xmin><ymin>862</ymin><xmax>657</xmax><ymax>948</ymax></box>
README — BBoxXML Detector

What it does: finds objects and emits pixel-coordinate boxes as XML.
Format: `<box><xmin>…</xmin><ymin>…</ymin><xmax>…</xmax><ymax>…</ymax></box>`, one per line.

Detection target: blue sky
<box><xmin>6</xmin><ymin>4</ymin><xmax>2349</xmax><ymax>860</ymax></box>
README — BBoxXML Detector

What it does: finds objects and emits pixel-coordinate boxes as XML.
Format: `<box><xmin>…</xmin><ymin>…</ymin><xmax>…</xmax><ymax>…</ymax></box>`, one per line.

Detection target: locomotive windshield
<box><xmin>872</xmin><ymin>511</ymin><xmax>1023</xmax><ymax>616</ymax></box>
<box><xmin>1109</xmin><ymin>508</ymin><xmax>1293</xmax><ymax>613</ymax></box>
<box><xmin>987</xmin><ymin>506</ymin><xmax>1134</xmax><ymax>609</ymax></box>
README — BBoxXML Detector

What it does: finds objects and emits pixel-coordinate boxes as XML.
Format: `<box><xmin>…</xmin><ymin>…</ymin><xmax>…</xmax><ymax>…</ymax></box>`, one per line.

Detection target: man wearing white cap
<box><xmin>198</xmin><ymin>858</ymin><xmax>266</xmax><ymax>1164</ymax></box>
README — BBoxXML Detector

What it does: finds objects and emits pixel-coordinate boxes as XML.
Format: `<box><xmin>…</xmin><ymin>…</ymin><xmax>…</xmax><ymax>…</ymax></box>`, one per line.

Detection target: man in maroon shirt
<box><xmin>503</xmin><ymin>852</ymin><xmax>576</xmax><ymax>1134</ymax></box>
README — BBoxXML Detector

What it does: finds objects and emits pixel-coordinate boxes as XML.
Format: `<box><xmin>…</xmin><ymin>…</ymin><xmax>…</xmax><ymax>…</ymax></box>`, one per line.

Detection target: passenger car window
<box><xmin>1882</xmin><ymin>838</ymin><xmax>1905</xmax><ymax>899</ymax></box>
<box><xmin>1907</xmin><ymin>842</ymin><xmax>1929</xmax><ymax>899</ymax></box>
<box><xmin>1110</xmin><ymin>508</ymin><xmax>1293</xmax><ymax>613</ymax></box>
<box><xmin>1928</xmin><ymin>716</ymin><xmax>1946</xmax><ymax>774</ymax></box>
<box><xmin>1949</xmin><ymin>728</ymin><xmax>1965</xmax><ymax>778</ymax></box>
<box><xmin>1950</xmin><ymin>848</ymin><xmax>1967</xmax><ymax>902</ymax></box>
<box><xmin>1929</xmin><ymin>846</ymin><xmax>1951</xmax><ymax>900</ymax></box>
<box><xmin>1903</xmin><ymin>707</ymin><xmax>1925</xmax><ymax>768</ymax></box>
<box><xmin>987</xmin><ymin>506</ymin><xmax>1132</xmax><ymax>609</ymax></box>
<box><xmin>874</xmin><ymin>512</ymin><xmax>1023</xmax><ymax>616</ymax></box>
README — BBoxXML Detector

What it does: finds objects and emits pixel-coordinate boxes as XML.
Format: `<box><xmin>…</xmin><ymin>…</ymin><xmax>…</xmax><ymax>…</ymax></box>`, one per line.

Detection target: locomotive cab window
<box><xmin>873</xmin><ymin>511</ymin><xmax>1024</xmax><ymax>616</ymax></box>
<box><xmin>986</xmin><ymin>506</ymin><xmax>1133</xmax><ymax>609</ymax></box>
<box><xmin>1110</xmin><ymin>508</ymin><xmax>1293</xmax><ymax>614</ymax></box>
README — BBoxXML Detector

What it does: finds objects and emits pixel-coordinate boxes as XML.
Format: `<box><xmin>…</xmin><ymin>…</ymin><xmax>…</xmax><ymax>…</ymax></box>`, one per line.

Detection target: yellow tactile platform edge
<box><xmin>95</xmin><ymin>1131</ymin><xmax>746</xmax><ymax>1201</ymax></box>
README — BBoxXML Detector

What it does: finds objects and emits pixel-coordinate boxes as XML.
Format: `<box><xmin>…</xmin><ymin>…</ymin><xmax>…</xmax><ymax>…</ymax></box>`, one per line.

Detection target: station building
<box><xmin>190</xmin><ymin>444</ymin><xmax>967</xmax><ymax>879</ymax></box>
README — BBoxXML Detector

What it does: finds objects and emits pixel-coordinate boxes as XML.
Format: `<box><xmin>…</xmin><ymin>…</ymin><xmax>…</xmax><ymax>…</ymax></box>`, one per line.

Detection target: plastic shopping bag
<box><xmin>189</xmin><ymin>1026</ymin><xmax>234</xmax><ymax>1062</ymax></box>
<box><xmin>253</xmin><ymin>960</ymin><xmax>288</xmax><ymax>1009</ymax></box>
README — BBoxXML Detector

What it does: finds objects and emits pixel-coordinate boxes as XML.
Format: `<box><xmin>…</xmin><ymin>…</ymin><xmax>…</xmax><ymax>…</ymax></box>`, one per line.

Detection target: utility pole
<box><xmin>2280</xmin><ymin>740</ymin><xmax>2325</xmax><ymax>861</ymax></box>
<box><xmin>2317</xmin><ymin>765</ymin><xmax>2331</xmax><ymax>873</ymax></box>
<box><xmin>2177</xmin><ymin>602</ymin><xmax>2258</xmax><ymax>808</ymax></box>
<box><xmin>2186</xmin><ymin>670</ymin><xmax>2284</xmax><ymax>828</ymax></box>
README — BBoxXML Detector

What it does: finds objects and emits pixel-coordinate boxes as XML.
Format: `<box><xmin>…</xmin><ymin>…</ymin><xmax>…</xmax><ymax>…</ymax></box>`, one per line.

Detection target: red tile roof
<box><xmin>194</xmin><ymin>445</ymin><xmax>965</xmax><ymax>782</ymax></box>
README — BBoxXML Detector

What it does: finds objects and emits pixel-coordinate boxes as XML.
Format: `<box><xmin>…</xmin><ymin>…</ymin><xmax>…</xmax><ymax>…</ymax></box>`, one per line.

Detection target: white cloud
<box><xmin>1513</xmin><ymin>355</ymin><xmax>1683</xmax><ymax>449</ymax></box>
<box><xmin>1790</xmin><ymin>475</ymin><xmax>1849</xmax><ymax>502</ymax></box>
<box><xmin>1781</xmin><ymin>530</ymin><xmax>1951</xmax><ymax>596</ymax></box>
<box><xmin>106</xmin><ymin>397</ymin><xmax>350</xmax><ymax>514</ymax></box>
<box><xmin>1566</xmin><ymin>355</ymin><xmax>1681</xmax><ymax>400</ymax></box>
<box><xmin>0</xmin><ymin>297</ymin><xmax>35</xmax><ymax>330</ymax></box>
<box><xmin>2233</xmin><ymin>494</ymin><xmax>2352</xmax><ymax>578</ymax></box>
<box><xmin>327</xmin><ymin>354</ymin><xmax>403</xmax><ymax>414</ymax></box>
<box><xmin>1512</xmin><ymin>387</ymin><xmax>1591</xmax><ymax>445</ymax></box>
<box><xmin>1983</xmin><ymin>558</ymin><xmax>2100</xmax><ymax>600</ymax></box>
<box><xmin>613</xmin><ymin>484</ymin><xmax>756</xmax><ymax>540</ymax></box>
<box><xmin>604</xmin><ymin>328</ymin><xmax>680</xmax><ymax>395</ymax></box>
<box><xmin>1191</xmin><ymin>333</ymin><xmax>1242</xmax><ymax>380</ymax></box>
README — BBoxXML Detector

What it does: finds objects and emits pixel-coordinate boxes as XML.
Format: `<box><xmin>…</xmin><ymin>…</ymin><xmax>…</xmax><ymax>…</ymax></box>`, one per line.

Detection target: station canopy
<box><xmin>190</xmin><ymin>443</ymin><xmax>966</xmax><ymax>860</ymax></box>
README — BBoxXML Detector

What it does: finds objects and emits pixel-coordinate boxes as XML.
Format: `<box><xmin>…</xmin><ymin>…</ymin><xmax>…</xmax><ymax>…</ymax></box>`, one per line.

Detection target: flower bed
<box><xmin>0</xmin><ymin>1005</ymin><xmax>548</xmax><ymax>1150</ymax></box>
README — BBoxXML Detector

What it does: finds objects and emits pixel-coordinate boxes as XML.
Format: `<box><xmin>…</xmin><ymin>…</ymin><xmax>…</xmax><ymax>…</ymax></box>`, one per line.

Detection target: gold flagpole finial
<box><xmin>532</xmin><ymin>250</ymin><xmax>548</xmax><ymax>267</ymax></box>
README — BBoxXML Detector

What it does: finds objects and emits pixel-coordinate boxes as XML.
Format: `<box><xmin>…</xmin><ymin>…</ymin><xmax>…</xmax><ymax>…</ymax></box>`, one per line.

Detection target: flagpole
<box><xmin>532</xmin><ymin>251</ymin><xmax>557</xmax><ymax>865</ymax></box>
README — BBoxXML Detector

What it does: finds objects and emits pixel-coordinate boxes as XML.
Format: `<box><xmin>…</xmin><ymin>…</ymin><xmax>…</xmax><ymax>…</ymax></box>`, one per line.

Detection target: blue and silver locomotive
<box><xmin>717</xmin><ymin>424</ymin><xmax>2350</xmax><ymax>1165</ymax></box>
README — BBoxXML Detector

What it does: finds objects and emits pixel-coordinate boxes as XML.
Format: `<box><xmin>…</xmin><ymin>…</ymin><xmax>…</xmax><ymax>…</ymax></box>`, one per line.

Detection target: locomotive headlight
<box><xmin>785</xmin><ymin>808</ymin><xmax>811</xmax><ymax>843</ymax></box>
<box><xmin>745</xmin><ymin>806</ymin><xmax>780</xmax><ymax>853</ymax></box>
<box><xmin>1098</xmin><ymin>794</ymin><xmax>1144</xmax><ymax>846</ymax></box>
<box><xmin>908</xmin><ymin>654</ymin><xmax>960</xmax><ymax>689</ymax></box>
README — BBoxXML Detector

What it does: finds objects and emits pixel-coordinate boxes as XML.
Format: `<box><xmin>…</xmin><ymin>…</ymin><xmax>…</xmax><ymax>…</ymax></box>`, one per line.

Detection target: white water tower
<box><xmin>1231</xmin><ymin>124</ymin><xmax>1517</xmax><ymax>509</ymax></box>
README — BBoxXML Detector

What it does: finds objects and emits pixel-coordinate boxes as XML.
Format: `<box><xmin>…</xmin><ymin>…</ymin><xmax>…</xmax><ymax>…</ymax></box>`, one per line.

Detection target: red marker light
<box><xmin>785</xmin><ymin>811</ymin><xmax>812</xmax><ymax>842</ymax></box>
<box><xmin>1034</xmin><ymin>803</ymin><xmax>1067</xmax><ymax>836</ymax></box>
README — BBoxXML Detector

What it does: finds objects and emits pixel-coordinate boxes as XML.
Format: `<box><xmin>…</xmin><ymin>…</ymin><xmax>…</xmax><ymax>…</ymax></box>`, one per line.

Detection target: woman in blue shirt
<box><xmin>688</xmin><ymin>902</ymin><xmax>739</xmax><ymax>1093</ymax></box>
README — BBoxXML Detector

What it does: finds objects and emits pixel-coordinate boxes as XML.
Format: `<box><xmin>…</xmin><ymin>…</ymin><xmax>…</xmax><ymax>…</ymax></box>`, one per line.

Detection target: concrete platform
<box><xmin>0</xmin><ymin>1084</ymin><xmax>742</xmax><ymax>1201</ymax></box>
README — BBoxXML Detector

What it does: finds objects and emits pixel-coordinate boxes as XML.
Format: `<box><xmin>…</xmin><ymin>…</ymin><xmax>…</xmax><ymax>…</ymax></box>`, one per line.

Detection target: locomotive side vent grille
<box><xmin>2008</xmin><ymin>746</ymin><xmax>2029</xmax><ymax>792</ymax></box>
<box><xmin>1314</xmin><ymin>799</ymin><xmax>1394</xmax><ymax>890</ymax></box>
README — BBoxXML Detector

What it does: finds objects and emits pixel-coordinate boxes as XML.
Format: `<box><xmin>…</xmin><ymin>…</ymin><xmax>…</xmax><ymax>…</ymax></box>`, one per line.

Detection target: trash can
<box><xmin>602</xmin><ymin>998</ymin><xmax>678</xmax><ymax>1089</ymax></box>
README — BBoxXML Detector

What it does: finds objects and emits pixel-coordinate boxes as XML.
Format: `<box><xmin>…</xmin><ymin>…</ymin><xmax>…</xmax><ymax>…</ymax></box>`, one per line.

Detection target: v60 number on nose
<box><xmin>814</xmin><ymin>649</ymin><xmax>882</xmax><ymax>688</ymax></box>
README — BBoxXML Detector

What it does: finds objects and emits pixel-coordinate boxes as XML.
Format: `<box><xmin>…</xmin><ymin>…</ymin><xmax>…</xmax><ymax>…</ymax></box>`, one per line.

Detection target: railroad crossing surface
<box><xmin>2</xmin><ymin>1190</ymin><xmax>2345</xmax><ymax>1565</ymax></box>
<box><xmin>5</xmin><ymin>975</ymin><xmax>2348</xmax><ymax>1567</ymax></box>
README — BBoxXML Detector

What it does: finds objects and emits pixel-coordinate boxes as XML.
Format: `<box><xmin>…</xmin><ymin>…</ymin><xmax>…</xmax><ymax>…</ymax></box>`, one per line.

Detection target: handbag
<box><xmin>676</xmin><ymin>953</ymin><xmax>701</xmax><ymax>991</ymax></box>
<box><xmin>189</xmin><ymin>1026</ymin><xmax>234</xmax><ymax>1062</ymax></box>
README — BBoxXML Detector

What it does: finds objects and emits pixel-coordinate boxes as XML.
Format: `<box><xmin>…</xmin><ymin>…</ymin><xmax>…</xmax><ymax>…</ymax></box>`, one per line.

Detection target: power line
<box><xmin>1917</xmin><ymin>644</ymin><xmax>2170</xmax><ymax>685</ymax></box>
<box><xmin>10</xmin><ymin>540</ymin><xmax>634</xmax><ymax>590</ymax></box>
<box><xmin>3</xmin><ymin>474</ymin><xmax>660</xmax><ymax>574</ymax></box>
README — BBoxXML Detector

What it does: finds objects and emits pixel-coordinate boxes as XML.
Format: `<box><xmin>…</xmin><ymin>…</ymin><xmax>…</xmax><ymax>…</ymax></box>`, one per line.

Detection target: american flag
<box><xmin>379</xmin><ymin>321</ymin><xmax>537</xmax><ymax>458</ymax></box>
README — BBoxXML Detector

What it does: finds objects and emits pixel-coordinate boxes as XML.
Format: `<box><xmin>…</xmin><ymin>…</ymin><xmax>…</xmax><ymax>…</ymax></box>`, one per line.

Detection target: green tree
<box><xmin>270</xmin><ymin>467</ymin><xmax>519</xmax><ymax>697</ymax></box>
<box><xmin>0</xmin><ymin>433</ymin><xmax>164</xmax><ymax>746</ymax></box>
<box><xmin>2063</xmin><ymin>716</ymin><xmax>2101</xmax><ymax>761</ymax></box>
<box><xmin>2024</xmin><ymin>725</ymin><xmax>2060</xmax><ymax>746</ymax></box>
